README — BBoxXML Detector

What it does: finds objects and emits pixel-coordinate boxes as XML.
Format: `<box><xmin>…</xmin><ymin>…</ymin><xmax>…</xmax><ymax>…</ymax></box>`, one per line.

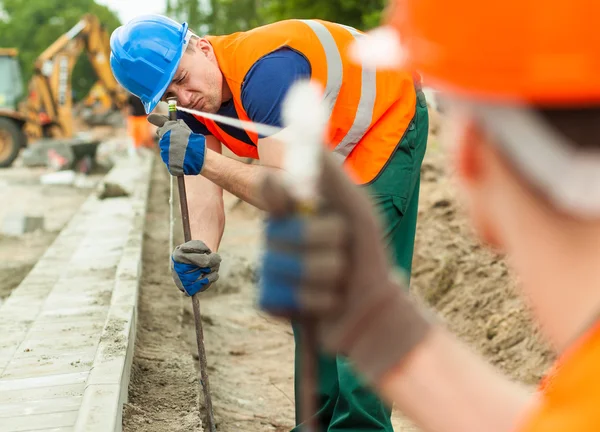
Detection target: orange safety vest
<box><xmin>197</xmin><ymin>19</ymin><xmax>418</xmax><ymax>184</ymax></box>
<box><xmin>515</xmin><ymin>321</ymin><xmax>600</xmax><ymax>431</ymax></box>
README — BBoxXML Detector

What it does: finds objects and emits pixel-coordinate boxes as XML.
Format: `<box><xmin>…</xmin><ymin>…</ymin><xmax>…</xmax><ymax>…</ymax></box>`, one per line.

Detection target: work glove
<box><xmin>171</xmin><ymin>240</ymin><xmax>222</xmax><ymax>296</ymax></box>
<box><xmin>147</xmin><ymin>114</ymin><xmax>207</xmax><ymax>176</ymax></box>
<box><xmin>258</xmin><ymin>152</ymin><xmax>432</xmax><ymax>384</ymax></box>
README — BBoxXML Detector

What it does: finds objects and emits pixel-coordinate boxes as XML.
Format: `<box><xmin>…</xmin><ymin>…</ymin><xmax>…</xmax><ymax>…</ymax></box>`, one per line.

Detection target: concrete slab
<box><xmin>0</xmin><ymin>372</ymin><xmax>89</xmax><ymax>393</ymax></box>
<box><xmin>0</xmin><ymin>396</ymin><xmax>82</xmax><ymax>418</ymax></box>
<box><xmin>1</xmin><ymin>214</ymin><xmax>45</xmax><ymax>236</ymax></box>
<box><xmin>2</xmin><ymin>410</ymin><xmax>79</xmax><ymax>432</ymax></box>
<box><xmin>23</xmin><ymin>429</ymin><xmax>72</xmax><ymax>432</ymax></box>
<box><xmin>73</xmin><ymin>154</ymin><xmax>151</xmax><ymax>431</ymax></box>
<box><xmin>2</xmin><ymin>353</ymin><xmax>97</xmax><ymax>380</ymax></box>
<box><xmin>73</xmin><ymin>384</ymin><xmax>121</xmax><ymax>432</ymax></box>
<box><xmin>0</xmin><ymin>150</ymin><xmax>153</xmax><ymax>432</ymax></box>
<box><xmin>0</xmin><ymin>383</ymin><xmax>84</xmax><ymax>404</ymax></box>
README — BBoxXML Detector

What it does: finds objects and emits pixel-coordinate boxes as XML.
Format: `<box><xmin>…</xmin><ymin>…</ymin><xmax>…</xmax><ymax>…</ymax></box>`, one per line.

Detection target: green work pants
<box><xmin>291</xmin><ymin>89</ymin><xmax>429</xmax><ymax>432</ymax></box>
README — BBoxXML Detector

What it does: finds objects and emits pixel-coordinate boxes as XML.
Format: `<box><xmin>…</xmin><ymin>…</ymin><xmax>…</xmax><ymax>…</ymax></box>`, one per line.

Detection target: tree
<box><xmin>167</xmin><ymin>0</ymin><xmax>270</xmax><ymax>35</ymax></box>
<box><xmin>0</xmin><ymin>0</ymin><xmax>121</xmax><ymax>101</ymax></box>
<box><xmin>167</xmin><ymin>0</ymin><xmax>386</xmax><ymax>34</ymax></box>
<box><xmin>264</xmin><ymin>0</ymin><xmax>387</xmax><ymax>30</ymax></box>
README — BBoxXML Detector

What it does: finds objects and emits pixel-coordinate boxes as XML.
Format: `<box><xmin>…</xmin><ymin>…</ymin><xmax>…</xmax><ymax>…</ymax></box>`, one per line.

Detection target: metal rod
<box><xmin>177</xmin><ymin>176</ymin><xmax>192</xmax><ymax>241</ymax></box>
<box><xmin>172</xmin><ymin>96</ymin><xmax>321</xmax><ymax>431</ymax></box>
<box><xmin>168</xmin><ymin>98</ymin><xmax>216</xmax><ymax>432</ymax></box>
<box><xmin>300</xmin><ymin>319</ymin><xmax>319</xmax><ymax>431</ymax></box>
<box><xmin>192</xmin><ymin>294</ymin><xmax>216</xmax><ymax>431</ymax></box>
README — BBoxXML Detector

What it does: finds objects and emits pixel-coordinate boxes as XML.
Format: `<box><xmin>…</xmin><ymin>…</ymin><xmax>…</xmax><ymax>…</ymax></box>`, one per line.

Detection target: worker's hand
<box><xmin>258</xmin><ymin>152</ymin><xmax>432</xmax><ymax>384</ymax></box>
<box><xmin>171</xmin><ymin>240</ymin><xmax>221</xmax><ymax>296</ymax></box>
<box><xmin>147</xmin><ymin>114</ymin><xmax>206</xmax><ymax>176</ymax></box>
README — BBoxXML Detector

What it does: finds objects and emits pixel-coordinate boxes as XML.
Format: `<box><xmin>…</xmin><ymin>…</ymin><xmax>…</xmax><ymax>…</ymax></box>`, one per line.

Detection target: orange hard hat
<box><xmin>389</xmin><ymin>0</ymin><xmax>600</xmax><ymax>105</ymax></box>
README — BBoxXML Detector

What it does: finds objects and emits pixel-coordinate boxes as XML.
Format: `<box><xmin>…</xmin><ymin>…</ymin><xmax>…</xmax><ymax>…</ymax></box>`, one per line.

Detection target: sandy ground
<box><xmin>411</xmin><ymin>144</ymin><xmax>554</xmax><ymax>385</ymax></box>
<box><xmin>123</xmin><ymin>132</ymin><xmax>554</xmax><ymax>431</ymax></box>
<box><xmin>0</xmin><ymin>165</ymin><xmax>101</xmax><ymax>303</ymax></box>
<box><xmin>123</xmin><ymin>157</ymin><xmax>298</xmax><ymax>432</ymax></box>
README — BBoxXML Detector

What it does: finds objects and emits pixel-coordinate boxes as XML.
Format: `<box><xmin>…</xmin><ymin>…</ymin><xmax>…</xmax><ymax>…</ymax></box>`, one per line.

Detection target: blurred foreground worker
<box><xmin>125</xmin><ymin>93</ymin><xmax>154</xmax><ymax>150</ymax></box>
<box><xmin>258</xmin><ymin>0</ymin><xmax>600</xmax><ymax>431</ymax></box>
<box><xmin>109</xmin><ymin>14</ymin><xmax>428</xmax><ymax>431</ymax></box>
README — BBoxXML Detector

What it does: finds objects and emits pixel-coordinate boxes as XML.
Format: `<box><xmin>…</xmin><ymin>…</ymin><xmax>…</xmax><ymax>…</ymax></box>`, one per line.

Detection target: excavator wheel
<box><xmin>0</xmin><ymin>117</ymin><xmax>26</xmax><ymax>168</ymax></box>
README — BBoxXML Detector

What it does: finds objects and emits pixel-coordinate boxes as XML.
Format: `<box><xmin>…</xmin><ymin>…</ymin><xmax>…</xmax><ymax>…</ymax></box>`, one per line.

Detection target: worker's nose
<box><xmin>177</xmin><ymin>90</ymin><xmax>194</xmax><ymax>108</ymax></box>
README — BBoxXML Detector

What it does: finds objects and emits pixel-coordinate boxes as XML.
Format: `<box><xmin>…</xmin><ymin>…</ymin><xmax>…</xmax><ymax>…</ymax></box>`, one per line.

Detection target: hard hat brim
<box><xmin>465</xmin><ymin>100</ymin><xmax>600</xmax><ymax>218</ymax></box>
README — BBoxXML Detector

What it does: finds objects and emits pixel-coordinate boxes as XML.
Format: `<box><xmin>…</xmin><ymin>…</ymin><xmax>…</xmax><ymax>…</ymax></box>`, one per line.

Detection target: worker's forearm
<box><xmin>183</xmin><ymin>174</ymin><xmax>225</xmax><ymax>252</ymax></box>
<box><xmin>378</xmin><ymin>326</ymin><xmax>534</xmax><ymax>432</ymax></box>
<box><xmin>202</xmin><ymin>149</ymin><xmax>279</xmax><ymax>211</ymax></box>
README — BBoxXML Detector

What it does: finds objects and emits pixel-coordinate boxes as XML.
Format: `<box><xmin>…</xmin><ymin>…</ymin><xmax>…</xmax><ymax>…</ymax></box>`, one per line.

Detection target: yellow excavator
<box><xmin>0</xmin><ymin>14</ymin><xmax>128</xmax><ymax>167</ymax></box>
<box><xmin>77</xmin><ymin>79</ymin><xmax>126</xmax><ymax>126</ymax></box>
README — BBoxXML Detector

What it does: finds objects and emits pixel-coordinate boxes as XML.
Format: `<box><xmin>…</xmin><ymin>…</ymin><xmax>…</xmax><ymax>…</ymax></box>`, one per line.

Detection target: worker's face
<box><xmin>447</xmin><ymin>106</ymin><xmax>560</xmax><ymax>256</ymax></box>
<box><xmin>443</xmin><ymin>109</ymin><xmax>526</xmax><ymax>255</ymax></box>
<box><xmin>162</xmin><ymin>38</ymin><xmax>223</xmax><ymax>113</ymax></box>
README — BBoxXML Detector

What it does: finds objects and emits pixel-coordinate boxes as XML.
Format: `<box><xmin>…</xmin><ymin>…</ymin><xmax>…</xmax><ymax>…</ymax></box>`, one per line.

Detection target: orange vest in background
<box><xmin>198</xmin><ymin>19</ymin><xmax>418</xmax><ymax>184</ymax></box>
<box><xmin>516</xmin><ymin>321</ymin><xmax>600</xmax><ymax>431</ymax></box>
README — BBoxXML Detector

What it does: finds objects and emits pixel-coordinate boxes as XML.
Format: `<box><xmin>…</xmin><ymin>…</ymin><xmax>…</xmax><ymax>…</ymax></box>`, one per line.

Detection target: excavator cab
<box><xmin>0</xmin><ymin>49</ymin><xmax>28</xmax><ymax>167</ymax></box>
<box><xmin>0</xmin><ymin>49</ymin><xmax>24</xmax><ymax>110</ymax></box>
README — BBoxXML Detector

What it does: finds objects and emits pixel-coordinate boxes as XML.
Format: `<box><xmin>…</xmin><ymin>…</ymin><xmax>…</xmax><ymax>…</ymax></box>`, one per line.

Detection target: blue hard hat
<box><xmin>110</xmin><ymin>15</ymin><xmax>189</xmax><ymax>114</ymax></box>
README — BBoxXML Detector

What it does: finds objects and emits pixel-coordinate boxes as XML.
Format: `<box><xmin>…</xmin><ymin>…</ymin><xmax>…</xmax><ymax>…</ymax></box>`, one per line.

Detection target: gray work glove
<box><xmin>147</xmin><ymin>114</ymin><xmax>207</xmax><ymax>176</ymax></box>
<box><xmin>258</xmin><ymin>151</ymin><xmax>433</xmax><ymax>384</ymax></box>
<box><xmin>171</xmin><ymin>240</ymin><xmax>221</xmax><ymax>296</ymax></box>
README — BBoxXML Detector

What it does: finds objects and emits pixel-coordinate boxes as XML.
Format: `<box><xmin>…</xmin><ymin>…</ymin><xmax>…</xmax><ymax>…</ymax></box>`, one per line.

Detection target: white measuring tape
<box><xmin>166</xmin><ymin>80</ymin><xmax>326</xmax><ymax>256</ymax></box>
<box><xmin>176</xmin><ymin>106</ymin><xmax>284</xmax><ymax>137</ymax></box>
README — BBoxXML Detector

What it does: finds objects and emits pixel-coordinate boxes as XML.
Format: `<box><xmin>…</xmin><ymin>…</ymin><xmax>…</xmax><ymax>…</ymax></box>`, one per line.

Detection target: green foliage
<box><xmin>264</xmin><ymin>0</ymin><xmax>387</xmax><ymax>30</ymax></box>
<box><xmin>0</xmin><ymin>0</ymin><xmax>121</xmax><ymax>101</ymax></box>
<box><xmin>167</xmin><ymin>0</ymin><xmax>386</xmax><ymax>35</ymax></box>
<box><xmin>167</xmin><ymin>0</ymin><xmax>269</xmax><ymax>35</ymax></box>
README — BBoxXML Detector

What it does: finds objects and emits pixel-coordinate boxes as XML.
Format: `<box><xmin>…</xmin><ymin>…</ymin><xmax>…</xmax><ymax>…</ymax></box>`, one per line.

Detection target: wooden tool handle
<box><xmin>168</xmin><ymin>97</ymin><xmax>216</xmax><ymax>432</ymax></box>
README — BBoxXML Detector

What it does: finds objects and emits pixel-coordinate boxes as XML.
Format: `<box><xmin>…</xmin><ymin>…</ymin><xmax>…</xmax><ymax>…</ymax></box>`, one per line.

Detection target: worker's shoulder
<box><xmin>242</xmin><ymin>47</ymin><xmax>311</xmax><ymax>111</ymax></box>
<box><xmin>256</xmin><ymin>47</ymin><xmax>310</xmax><ymax>75</ymax></box>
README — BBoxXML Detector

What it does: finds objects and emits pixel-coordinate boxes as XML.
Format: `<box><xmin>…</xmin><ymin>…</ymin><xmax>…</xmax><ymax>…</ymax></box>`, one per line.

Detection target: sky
<box><xmin>96</xmin><ymin>0</ymin><xmax>168</xmax><ymax>24</ymax></box>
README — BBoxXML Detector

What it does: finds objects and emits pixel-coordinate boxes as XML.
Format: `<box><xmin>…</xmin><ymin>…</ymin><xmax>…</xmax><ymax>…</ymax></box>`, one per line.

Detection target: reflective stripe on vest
<box><xmin>299</xmin><ymin>20</ymin><xmax>377</xmax><ymax>160</ymax></box>
<box><xmin>202</xmin><ymin>19</ymin><xmax>417</xmax><ymax>183</ymax></box>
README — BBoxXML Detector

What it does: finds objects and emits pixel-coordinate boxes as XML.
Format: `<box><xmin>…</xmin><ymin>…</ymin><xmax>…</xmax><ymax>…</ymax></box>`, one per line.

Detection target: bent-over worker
<box><xmin>109</xmin><ymin>14</ymin><xmax>428</xmax><ymax>432</ymax></box>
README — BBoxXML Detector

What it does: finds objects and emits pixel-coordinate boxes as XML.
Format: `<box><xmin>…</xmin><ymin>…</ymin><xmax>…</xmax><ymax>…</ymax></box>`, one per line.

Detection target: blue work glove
<box><xmin>257</xmin><ymin>152</ymin><xmax>432</xmax><ymax>384</ymax></box>
<box><xmin>259</xmin><ymin>211</ymin><xmax>346</xmax><ymax>316</ymax></box>
<box><xmin>171</xmin><ymin>240</ymin><xmax>222</xmax><ymax>296</ymax></box>
<box><xmin>147</xmin><ymin>113</ymin><xmax>206</xmax><ymax>176</ymax></box>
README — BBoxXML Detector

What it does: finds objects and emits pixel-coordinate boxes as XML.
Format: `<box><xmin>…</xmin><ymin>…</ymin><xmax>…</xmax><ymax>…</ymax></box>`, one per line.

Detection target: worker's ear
<box><xmin>197</xmin><ymin>38</ymin><xmax>214</xmax><ymax>58</ymax></box>
<box><xmin>455</xmin><ymin>118</ymin><xmax>484</xmax><ymax>184</ymax></box>
<box><xmin>454</xmin><ymin>118</ymin><xmax>503</xmax><ymax>249</ymax></box>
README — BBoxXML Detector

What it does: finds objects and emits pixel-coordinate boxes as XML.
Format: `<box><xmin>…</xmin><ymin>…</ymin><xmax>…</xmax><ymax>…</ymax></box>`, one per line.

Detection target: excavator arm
<box><xmin>23</xmin><ymin>14</ymin><xmax>126</xmax><ymax>140</ymax></box>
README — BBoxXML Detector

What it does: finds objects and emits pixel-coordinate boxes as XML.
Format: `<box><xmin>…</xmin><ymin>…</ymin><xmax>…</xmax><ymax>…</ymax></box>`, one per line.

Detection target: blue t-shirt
<box><xmin>177</xmin><ymin>47</ymin><xmax>311</xmax><ymax>143</ymax></box>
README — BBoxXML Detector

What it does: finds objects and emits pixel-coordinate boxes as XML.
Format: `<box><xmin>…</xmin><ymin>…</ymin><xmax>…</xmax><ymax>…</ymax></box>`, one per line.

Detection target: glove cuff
<box><xmin>347</xmin><ymin>281</ymin><xmax>432</xmax><ymax>385</ymax></box>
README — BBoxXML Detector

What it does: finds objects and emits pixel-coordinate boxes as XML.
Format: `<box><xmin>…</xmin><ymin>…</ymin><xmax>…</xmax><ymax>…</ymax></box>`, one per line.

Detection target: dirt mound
<box><xmin>411</xmin><ymin>145</ymin><xmax>555</xmax><ymax>385</ymax></box>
